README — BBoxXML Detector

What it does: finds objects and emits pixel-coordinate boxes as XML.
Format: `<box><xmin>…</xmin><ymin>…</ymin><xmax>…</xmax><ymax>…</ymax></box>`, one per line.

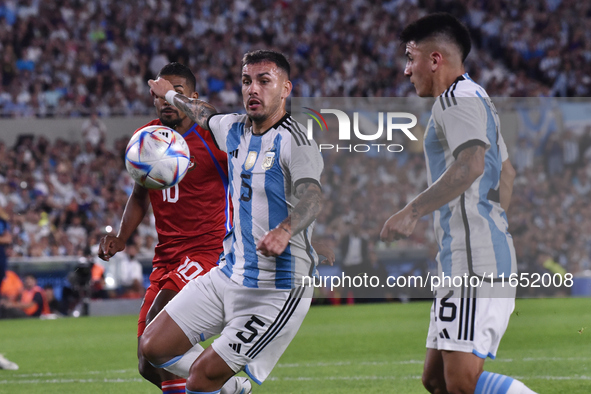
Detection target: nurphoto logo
<box><xmin>303</xmin><ymin>107</ymin><xmax>419</xmax><ymax>153</ymax></box>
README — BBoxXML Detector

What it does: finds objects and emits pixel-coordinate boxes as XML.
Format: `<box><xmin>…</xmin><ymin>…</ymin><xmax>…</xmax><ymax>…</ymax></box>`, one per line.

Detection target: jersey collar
<box><xmin>440</xmin><ymin>75</ymin><xmax>466</xmax><ymax>98</ymax></box>
<box><xmin>249</xmin><ymin>112</ymin><xmax>291</xmax><ymax>136</ymax></box>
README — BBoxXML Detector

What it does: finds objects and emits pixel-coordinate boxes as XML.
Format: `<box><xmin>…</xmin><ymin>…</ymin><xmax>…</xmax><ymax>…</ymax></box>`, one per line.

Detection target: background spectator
<box><xmin>0</xmin><ymin>1</ymin><xmax>588</xmax><ymax>119</ymax></box>
<box><xmin>0</xmin><ymin>274</ymin><xmax>49</xmax><ymax>318</ymax></box>
<box><xmin>1</xmin><ymin>1</ymin><xmax>591</xmax><ymax>305</ymax></box>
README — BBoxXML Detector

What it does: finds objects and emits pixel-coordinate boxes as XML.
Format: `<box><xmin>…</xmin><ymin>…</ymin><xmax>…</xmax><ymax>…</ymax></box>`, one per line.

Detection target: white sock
<box><xmin>155</xmin><ymin>347</ymin><xmax>249</xmax><ymax>394</ymax></box>
<box><xmin>159</xmin><ymin>344</ymin><xmax>205</xmax><ymax>378</ymax></box>
<box><xmin>506</xmin><ymin>379</ymin><xmax>537</xmax><ymax>394</ymax></box>
<box><xmin>475</xmin><ymin>371</ymin><xmax>537</xmax><ymax>394</ymax></box>
<box><xmin>220</xmin><ymin>377</ymin><xmax>251</xmax><ymax>394</ymax></box>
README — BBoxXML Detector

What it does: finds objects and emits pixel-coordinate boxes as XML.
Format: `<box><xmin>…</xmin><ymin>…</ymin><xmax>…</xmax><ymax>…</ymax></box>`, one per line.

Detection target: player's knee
<box><xmin>422</xmin><ymin>370</ymin><xmax>445</xmax><ymax>393</ymax></box>
<box><xmin>186</xmin><ymin>362</ymin><xmax>211</xmax><ymax>390</ymax></box>
<box><xmin>138</xmin><ymin>334</ymin><xmax>163</xmax><ymax>365</ymax></box>
<box><xmin>421</xmin><ymin>373</ymin><xmax>435</xmax><ymax>392</ymax></box>
<box><xmin>444</xmin><ymin>375</ymin><xmax>478</xmax><ymax>394</ymax></box>
<box><xmin>137</xmin><ymin>354</ymin><xmax>153</xmax><ymax>378</ymax></box>
<box><xmin>187</xmin><ymin>356</ymin><xmax>213</xmax><ymax>382</ymax></box>
<box><xmin>186</xmin><ymin>355</ymin><xmax>230</xmax><ymax>390</ymax></box>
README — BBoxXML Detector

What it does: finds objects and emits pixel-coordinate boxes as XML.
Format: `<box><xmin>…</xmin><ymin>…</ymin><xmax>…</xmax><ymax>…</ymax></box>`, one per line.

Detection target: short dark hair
<box><xmin>157</xmin><ymin>62</ymin><xmax>197</xmax><ymax>92</ymax></box>
<box><xmin>399</xmin><ymin>13</ymin><xmax>472</xmax><ymax>62</ymax></box>
<box><xmin>241</xmin><ymin>50</ymin><xmax>290</xmax><ymax>78</ymax></box>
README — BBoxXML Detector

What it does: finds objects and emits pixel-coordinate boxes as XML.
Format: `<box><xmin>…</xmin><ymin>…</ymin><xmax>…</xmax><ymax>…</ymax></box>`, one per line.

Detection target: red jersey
<box><xmin>134</xmin><ymin>120</ymin><xmax>231</xmax><ymax>268</ymax></box>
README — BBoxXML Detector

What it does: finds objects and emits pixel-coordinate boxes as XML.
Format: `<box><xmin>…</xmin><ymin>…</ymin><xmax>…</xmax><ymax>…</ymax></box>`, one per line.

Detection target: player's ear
<box><xmin>431</xmin><ymin>51</ymin><xmax>443</xmax><ymax>71</ymax></box>
<box><xmin>190</xmin><ymin>91</ymin><xmax>199</xmax><ymax>99</ymax></box>
<box><xmin>282</xmin><ymin>80</ymin><xmax>292</xmax><ymax>99</ymax></box>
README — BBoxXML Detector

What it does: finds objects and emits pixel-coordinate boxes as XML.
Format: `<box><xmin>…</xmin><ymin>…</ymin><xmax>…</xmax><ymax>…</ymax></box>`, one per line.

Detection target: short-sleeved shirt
<box><xmin>208</xmin><ymin>113</ymin><xmax>324</xmax><ymax>289</ymax></box>
<box><xmin>424</xmin><ymin>73</ymin><xmax>516</xmax><ymax>278</ymax></box>
<box><xmin>135</xmin><ymin>120</ymin><xmax>231</xmax><ymax>268</ymax></box>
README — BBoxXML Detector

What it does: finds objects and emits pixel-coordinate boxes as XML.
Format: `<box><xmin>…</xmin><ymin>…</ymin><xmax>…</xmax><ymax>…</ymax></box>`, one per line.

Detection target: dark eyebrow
<box><xmin>242</xmin><ymin>72</ymin><xmax>272</xmax><ymax>78</ymax></box>
<box><xmin>173</xmin><ymin>84</ymin><xmax>184</xmax><ymax>88</ymax></box>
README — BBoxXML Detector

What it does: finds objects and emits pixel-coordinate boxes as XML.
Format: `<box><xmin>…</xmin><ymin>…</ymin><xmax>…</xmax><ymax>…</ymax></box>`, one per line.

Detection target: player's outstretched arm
<box><xmin>380</xmin><ymin>145</ymin><xmax>485</xmax><ymax>242</ymax></box>
<box><xmin>257</xmin><ymin>182</ymin><xmax>323</xmax><ymax>257</ymax></box>
<box><xmin>499</xmin><ymin>159</ymin><xmax>516</xmax><ymax>213</ymax></box>
<box><xmin>148</xmin><ymin>78</ymin><xmax>217</xmax><ymax>131</ymax></box>
<box><xmin>98</xmin><ymin>183</ymin><xmax>150</xmax><ymax>261</ymax></box>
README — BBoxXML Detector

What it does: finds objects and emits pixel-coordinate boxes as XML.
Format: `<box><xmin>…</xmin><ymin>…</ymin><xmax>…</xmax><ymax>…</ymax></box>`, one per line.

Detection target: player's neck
<box><xmin>251</xmin><ymin>108</ymin><xmax>286</xmax><ymax>135</ymax></box>
<box><xmin>432</xmin><ymin>68</ymin><xmax>465</xmax><ymax>97</ymax></box>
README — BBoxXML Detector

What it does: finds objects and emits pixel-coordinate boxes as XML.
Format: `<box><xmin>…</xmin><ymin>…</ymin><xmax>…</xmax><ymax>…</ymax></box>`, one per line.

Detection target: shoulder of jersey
<box><xmin>274</xmin><ymin>113</ymin><xmax>294</xmax><ymax>130</ymax></box>
<box><xmin>133</xmin><ymin>119</ymin><xmax>162</xmax><ymax>134</ymax></box>
<box><xmin>282</xmin><ymin>115</ymin><xmax>312</xmax><ymax>146</ymax></box>
<box><xmin>441</xmin><ymin>74</ymin><xmax>487</xmax><ymax>99</ymax></box>
<box><xmin>434</xmin><ymin>74</ymin><xmax>488</xmax><ymax>113</ymax></box>
<box><xmin>217</xmin><ymin>113</ymin><xmax>248</xmax><ymax>125</ymax></box>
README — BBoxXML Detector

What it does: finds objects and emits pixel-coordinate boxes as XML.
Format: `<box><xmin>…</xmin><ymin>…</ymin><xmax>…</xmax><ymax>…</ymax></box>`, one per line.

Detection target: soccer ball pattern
<box><xmin>125</xmin><ymin>125</ymin><xmax>190</xmax><ymax>190</ymax></box>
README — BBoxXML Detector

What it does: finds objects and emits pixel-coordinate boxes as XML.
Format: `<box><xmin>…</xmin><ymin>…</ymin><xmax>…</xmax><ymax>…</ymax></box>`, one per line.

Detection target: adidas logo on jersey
<box><xmin>229</xmin><ymin>343</ymin><xmax>242</xmax><ymax>354</ymax></box>
<box><xmin>438</xmin><ymin>329</ymin><xmax>450</xmax><ymax>339</ymax></box>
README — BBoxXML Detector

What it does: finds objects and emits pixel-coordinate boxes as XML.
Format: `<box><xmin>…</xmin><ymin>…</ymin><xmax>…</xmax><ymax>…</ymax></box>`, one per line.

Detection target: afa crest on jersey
<box><xmin>262</xmin><ymin>151</ymin><xmax>275</xmax><ymax>170</ymax></box>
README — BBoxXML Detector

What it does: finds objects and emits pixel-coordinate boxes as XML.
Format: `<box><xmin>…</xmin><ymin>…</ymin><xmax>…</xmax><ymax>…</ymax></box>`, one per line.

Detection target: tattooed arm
<box><xmin>380</xmin><ymin>145</ymin><xmax>485</xmax><ymax>242</ymax></box>
<box><xmin>148</xmin><ymin>78</ymin><xmax>217</xmax><ymax>130</ymax></box>
<box><xmin>257</xmin><ymin>182</ymin><xmax>323</xmax><ymax>257</ymax></box>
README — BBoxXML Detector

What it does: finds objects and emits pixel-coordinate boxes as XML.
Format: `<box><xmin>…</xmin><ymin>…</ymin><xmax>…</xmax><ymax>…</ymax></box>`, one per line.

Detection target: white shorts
<box><xmin>165</xmin><ymin>267</ymin><xmax>312</xmax><ymax>384</ymax></box>
<box><xmin>426</xmin><ymin>286</ymin><xmax>515</xmax><ymax>359</ymax></box>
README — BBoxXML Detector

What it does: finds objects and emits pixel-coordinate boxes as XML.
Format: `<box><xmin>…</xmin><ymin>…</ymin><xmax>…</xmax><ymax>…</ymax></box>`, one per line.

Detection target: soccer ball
<box><xmin>125</xmin><ymin>125</ymin><xmax>190</xmax><ymax>190</ymax></box>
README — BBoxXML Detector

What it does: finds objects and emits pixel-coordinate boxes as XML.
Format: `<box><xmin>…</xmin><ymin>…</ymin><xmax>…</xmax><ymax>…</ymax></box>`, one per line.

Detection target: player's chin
<box><xmin>415</xmin><ymin>88</ymin><xmax>429</xmax><ymax>97</ymax></box>
<box><xmin>247</xmin><ymin>109</ymin><xmax>266</xmax><ymax>122</ymax></box>
<box><xmin>160</xmin><ymin>116</ymin><xmax>181</xmax><ymax>129</ymax></box>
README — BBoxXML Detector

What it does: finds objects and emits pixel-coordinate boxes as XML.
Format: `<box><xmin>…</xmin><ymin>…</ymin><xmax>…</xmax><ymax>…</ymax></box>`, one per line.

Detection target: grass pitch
<box><xmin>0</xmin><ymin>298</ymin><xmax>589</xmax><ymax>393</ymax></box>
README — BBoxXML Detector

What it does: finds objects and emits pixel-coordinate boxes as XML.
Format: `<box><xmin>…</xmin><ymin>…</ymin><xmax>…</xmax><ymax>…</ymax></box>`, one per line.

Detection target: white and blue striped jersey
<box><xmin>424</xmin><ymin>73</ymin><xmax>516</xmax><ymax>279</ymax></box>
<box><xmin>208</xmin><ymin>113</ymin><xmax>324</xmax><ymax>289</ymax></box>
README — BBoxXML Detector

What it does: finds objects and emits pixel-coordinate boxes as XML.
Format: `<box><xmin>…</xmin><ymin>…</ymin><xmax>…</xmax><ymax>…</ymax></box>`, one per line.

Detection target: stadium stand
<box><xmin>1</xmin><ymin>1</ymin><xmax>591</xmax><ymax>306</ymax></box>
<box><xmin>0</xmin><ymin>0</ymin><xmax>589</xmax><ymax>119</ymax></box>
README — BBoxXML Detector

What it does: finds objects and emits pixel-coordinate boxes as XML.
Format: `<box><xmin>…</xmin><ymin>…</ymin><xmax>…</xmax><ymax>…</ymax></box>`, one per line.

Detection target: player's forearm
<box><xmin>410</xmin><ymin>145</ymin><xmax>485</xmax><ymax>218</ymax></box>
<box><xmin>168</xmin><ymin>93</ymin><xmax>217</xmax><ymax>131</ymax></box>
<box><xmin>278</xmin><ymin>183</ymin><xmax>323</xmax><ymax>237</ymax></box>
<box><xmin>499</xmin><ymin>159</ymin><xmax>516</xmax><ymax>212</ymax></box>
<box><xmin>117</xmin><ymin>185</ymin><xmax>150</xmax><ymax>242</ymax></box>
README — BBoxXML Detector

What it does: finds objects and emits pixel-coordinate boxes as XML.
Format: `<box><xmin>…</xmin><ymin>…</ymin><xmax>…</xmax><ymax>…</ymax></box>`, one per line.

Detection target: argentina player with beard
<box><xmin>141</xmin><ymin>50</ymin><xmax>324</xmax><ymax>394</ymax></box>
<box><xmin>380</xmin><ymin>13</ymin><xmax>537</xmax><ymax>394</ymax></box>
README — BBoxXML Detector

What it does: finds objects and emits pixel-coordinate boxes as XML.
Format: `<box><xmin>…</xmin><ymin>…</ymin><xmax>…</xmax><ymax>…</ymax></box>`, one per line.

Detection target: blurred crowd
<box><xmin>0</xmin><ymin>133</ymin><xmax>152</xmax><ymax>258</ymax></box>
<box><xmin>1</xmin><ymin>0</ymin><xmax>590</xmax><ymax>303</ymax></box>
<box><xmin>0</xmin><ymin>0</ymin><xmax>590</xmax><ymax>118</ymax></box>
<box><xmin>313</xmin><ymin>124</ymin><xmax>591</xmax><ymax>280</ymax></box>
<box><xmin>509</xmin><ymin>128</ymin><xmax>591</xmax><ymax>280</ymax></box>
<box><xmin>2</xmin><ymin>123</ymin><xmax>591</xmax><ymax>280</ymax></box>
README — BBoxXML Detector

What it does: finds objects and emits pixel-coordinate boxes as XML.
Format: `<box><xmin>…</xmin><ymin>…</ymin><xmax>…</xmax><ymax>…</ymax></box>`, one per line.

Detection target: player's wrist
<box><xmin>278</xmin><ymin>225</ymin><xmax>292</xmax><ymax>236</ymax></box>
<box><xmin>165</xmin><ymin>90</ymin><xmax>178</xmax><ymax>105</ymax></box>
<box><xmin>407</xmin><ymin>201</ymin><xmax>423</xmax><ymax>219</ymax></box>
